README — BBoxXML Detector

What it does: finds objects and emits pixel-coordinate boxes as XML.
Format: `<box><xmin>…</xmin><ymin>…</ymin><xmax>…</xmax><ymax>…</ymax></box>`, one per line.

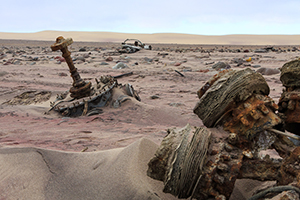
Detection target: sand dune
<box><xmin>1</xmin><ymin>31</ymin><xmax>300</xmax><ymax>45</ymax></box>
<box><xmin>0</xmin><ymin>138</ymin><xmax>179</xmax><ymax>200</ymax></box>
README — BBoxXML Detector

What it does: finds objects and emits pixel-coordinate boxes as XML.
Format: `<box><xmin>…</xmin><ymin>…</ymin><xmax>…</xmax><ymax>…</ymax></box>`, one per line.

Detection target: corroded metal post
<box><xmin>51</xmin><ymin>36</ymin><xmax>92</xmax><ymax>98</ymax></box>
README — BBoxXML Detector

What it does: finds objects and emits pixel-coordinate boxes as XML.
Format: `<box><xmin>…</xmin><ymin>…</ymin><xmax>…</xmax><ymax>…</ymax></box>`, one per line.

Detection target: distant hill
<box><xmin>0</xmin><ymin>31</ymin><xmax>300</xmax><ymax>45</ymax></box>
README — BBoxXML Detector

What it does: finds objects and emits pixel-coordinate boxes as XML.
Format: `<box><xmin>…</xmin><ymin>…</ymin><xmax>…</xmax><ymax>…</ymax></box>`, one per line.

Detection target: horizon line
<box><xmin>1</xmin><ymin>30</ymin><xmax>300</xmax><ymax>37</ymax></box>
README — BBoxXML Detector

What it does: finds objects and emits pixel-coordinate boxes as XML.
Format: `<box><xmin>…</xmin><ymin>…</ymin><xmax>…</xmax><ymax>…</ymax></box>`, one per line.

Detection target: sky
<box><xmin>1</xmin><ymin>0</ymin><xmax>300</xmax><ymax>35</ymax></box>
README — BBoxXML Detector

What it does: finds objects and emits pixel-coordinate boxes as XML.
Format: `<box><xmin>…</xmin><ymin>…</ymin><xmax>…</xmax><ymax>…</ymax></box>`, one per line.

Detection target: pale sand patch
<box><xmin>0</xmin><ymin>138</ymin><xmax>178</xmax><ymax>200</ymax></box>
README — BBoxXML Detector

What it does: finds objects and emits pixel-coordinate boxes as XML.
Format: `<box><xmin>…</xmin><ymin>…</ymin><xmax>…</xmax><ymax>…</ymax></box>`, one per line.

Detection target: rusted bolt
<box><xmin>220</xmin><ymin>153</ymin><xmax>231</xmax><ymax>161</ymax></box>
<box><xmin>62</xmin><ymin>110</ymin><xmax>69</xmax><ymax>116</ymax></box>
<box><xmin>224</xmin><ymin>143</ymin><xmax>234</xmax><ymax>152</ymax></box>
<box><xmin>288</xmin><ymin>100</ymin><xmax>296</xmax><ymax>110</ymax></box>
<box><xmin>259</xmin><ymin>104</ymin><xmax>270</xmax><ymax>115</ymax></box>
<box><xmin>228</xmin><ymin>133</ymin><xmax>238</xmax><ymax>145</ymax></box>
<box><xmin>281</xmin><ymin>101</ymin><xmax>288</xmax><ymax>109</ymax></box>
<box><xmin>243</xmin><ymin>150</ymin><xmax>253</xmax><ymax>159</ymax></box>
<box><xmin>244</xmin><ymin>102</ymin><xmax>251</xmax><ymax>108</ymax></box>
<box><xmin>250</xmin><ymin>110</ymin><xmax>261</xmax><ymax>120</ymax></box>
<box><xmin>240</xmin><ymin>116</ymin><xmax>250</xmax><ymax>126</ymax></box>
<box><xmin>217</xmin><ymin>163</ymin><xmax>229</xmax><ymax>172</ymax></box>
<box><xmin>51</xmin><ymin>36</ymin><xmax>91</xmax><ymax>98</ymax></box>
<box><xmin>215</xmin><ymin>195</ymin><xmax>226</xmax><ymax>200</ymax></box>
<box><xmin>213</xmin><ymin>174</ymin><xmax>225</xmax><ymax>184</ymax></box>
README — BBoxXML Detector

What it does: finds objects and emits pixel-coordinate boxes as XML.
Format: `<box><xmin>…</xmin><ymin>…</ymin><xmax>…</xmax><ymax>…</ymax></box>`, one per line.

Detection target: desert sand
<box><xmin>1</xmin><ymin>31</ymin><xmax>300</xmax><ymax>45</ymax></box>
<box><xmin>0</xmin><ymin>32</ymin><xmax>299</xmax><ymax>199</ymax></box>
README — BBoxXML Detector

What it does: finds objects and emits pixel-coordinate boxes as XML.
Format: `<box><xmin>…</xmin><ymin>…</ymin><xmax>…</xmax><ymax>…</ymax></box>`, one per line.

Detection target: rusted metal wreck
<box><xmin>48</xmin><ymin>36</ymin><xmax>140</xmax><ymax>117</ymax></box>
<box><xmin>48</xmin><ymin>38</ymin><xmax>300</xmax><ymax>199</ymax></box>
<box><xmin>278</xmin><ymin>60</ymin><xmax>300</xmax><ymax>136</ymax></box>
<box><xmin>148</xmin><ymin>67</ymin><xmax>300</xmax><ymax>199</ymax></box>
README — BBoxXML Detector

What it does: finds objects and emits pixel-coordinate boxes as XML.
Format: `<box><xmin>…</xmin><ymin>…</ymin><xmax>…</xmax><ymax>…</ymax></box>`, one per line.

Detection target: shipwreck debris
<box><xmin>48</xmin><ymin>36</ymin><xmax>141</xmax><ymax>117</ymax></box>
<box><xmin>48</xmin><ymin>74</ymin><xmax>141</xmax><ymax>117</ymax></box>
<box><xmin>193</xmin><ymin>68</ymin><xmax>280</xmax><ymax>139</ymax></box>
<box><xmin>2</xmin><ymin>36</ymin><xmax>141</xmax><ymax>117</ymax></box>
<box><xmin>175</xmin><ymin>70</ymin><xmax>185</xmax><ymax>77</ymax></box>
<box><xmin>147</xmin><ymin>123</ymin><xmax>296</xmax><ymax>199</ymax></box>
<box><xmin>147</xmin><ymin>67</ymin><xmax>300</xmax><ymax>199</ymax></box>
<box><xmin>3</xmin><ymin>90</ymin><xmax>51</xmax><ymax>105</ymax></box>
<box><xmin>119</xmin><ymin>39</ymin><xmax>152</xmax><ymax>53</ymax></box>
<box><xmin>51</xmin><ymin>36</ymin><xmax>92</xmax><ymax>99</ymax></box>
<box><xmin>248</xmin><ymin>185</ymin><xmax>300</xmax><ymax>200</ymax></box>
<box><xmin>147</xmin><ymin>124</ymin><xmax>212</xmax><ymax>198</ymax></box>
<box><xmin>113</xmin><ymin>72</ymin><xmax>133</xmax><ymax>79</ymax></box>
<box><xmin>278</xmin><ymin>59</ymin><xmax>300</xmax><ymax>135</ymax></box>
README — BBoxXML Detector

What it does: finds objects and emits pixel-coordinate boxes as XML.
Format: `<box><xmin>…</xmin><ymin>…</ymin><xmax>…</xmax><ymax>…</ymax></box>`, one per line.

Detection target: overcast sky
<box><xmin>1</xmin><ymin>0</ymin><xmax>300</xmax><ymax>35</ymax></box>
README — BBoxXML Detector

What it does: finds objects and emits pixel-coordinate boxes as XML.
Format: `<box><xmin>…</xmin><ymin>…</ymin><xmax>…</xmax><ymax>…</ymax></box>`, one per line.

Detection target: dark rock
<box><xmin>83</xmin><ymin>53</ymin><xmax>90</xmax><ymax>58</ymax></box>
<box><xmin>79</xmin><ymin>48</ymin><xmax>87</xmax><ymax>52</ymax></box>
<box><xmin>254</xmin><ymin>49</ymin><xmax>267</xmax><ymax>53</ymax></box>
<box><xmin>116</xmin><ymin>60</ymin><xmax>129</xmax><ymax>63</ymax></box>
<box><xmin>264</xmin><ymin>47</ymin><xmax>275</xmax><ymax>51</ymax></box>
<box><xmin>169</xmin><ymin>102</ymin><xmax>184</xmax><ymax>107</ymax></box>
<box><xmin>13</xmin><ymin>60</ymin><xmax>21</xmax><ymax>65</ymax></box>
<box><xmin>150</xmin><ymin>95</ymin><xmax>160</xmax><ymax>99</ymax></box>
<box><xmin>232</xmin><ymin>58</ymin><xmax>244</xmax><ymax>64</ymax></box>
<box><xmin>100</xmin><ymin>62</ymin><xmax>109</xmax><ymax>65</ymax></box>
<box><xmin>55</xmin><ymin>56</ymin><xmax>65</xmax><ymax>62</ymax></box>
<box><xmin>3</xmin><ymin>61</ymin><xmax>11</xmax><ymax>65</ymax></box>
<box><xmin>76</xmin><ymin>60</ymin><xmax>84</xmax><ymax>64</ymax></box>
<box><xmin>183</xmin><ymin>67</ymin><xmax>192</xmax><ymax>72</ymax></box>
<box><xmin>131</xmin><ymin>62</ymin><xmax>139</xmax><ymax>66</ymax></box>
<box><xmin>0</xmin><ymin>71</ymin><xmax>8</xmax><ymax>76</ymax></box>
<box><xmin>212</xmin><ymin>62</ymin><xmax>230</xmax><ymax>70</ymax></box>
<box><xmin>6</xmin><ymin>50</ymin><xmax>14</xmax><ymax>54</ymax></box>
<box><xmin>0</xmin><ymin>54</ymin><xmax>7</xmax><ymax>60</ymax></box>
<box><xmin>75</xmin><ymin>56</ymin><xmax>85</xmax><ymax>62</ymax></box>
<box><xmin>105</xmin><ymin>57</ymin><xmax>113</xmax><ymax>62</ymax></box>
<box><xmin>112</xmin><ymin>62</ymin><xmax>129</xmax><ymax>69</ymax></box>
<box><xmin>158</xmin><ymin>52</ymin><xmax>168</xmax><ymax>56</ymax></box>
<box><xmin>252</xmin><ymin>65</ymin><xmax>261</xmax><ymax>68</ymax></box>
<box><xmin>58</xmin><ymin>72</ymin><xmax>68</xmax><ymax>76</ymax></box>
<box><xmin>256</xmin><ymin>67</ymin><xmax>280</xmax><ymax>75</ymax></box>
<box><xmin>280</xmin><ymin>60</ymin><xmax>300</xmax><ymax>87</ymax></box>
<box><xmin>205</xmin><ymin>61</ymin><xmax>215</xmax><ymax>65</ymax></box>
<box><xmin>144</xmin><ymin>57</ymin><xmax>153</xmax><ymax>62</ymax></box>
